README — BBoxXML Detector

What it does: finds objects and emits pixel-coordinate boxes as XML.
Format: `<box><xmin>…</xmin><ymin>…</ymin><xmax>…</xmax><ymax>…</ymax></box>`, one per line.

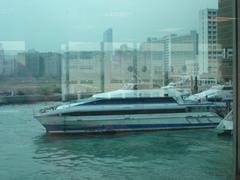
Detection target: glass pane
<box><xmin>0</xmin><ymin>0</ymin><xmax>234</xmax><ymax>179</ymax></box>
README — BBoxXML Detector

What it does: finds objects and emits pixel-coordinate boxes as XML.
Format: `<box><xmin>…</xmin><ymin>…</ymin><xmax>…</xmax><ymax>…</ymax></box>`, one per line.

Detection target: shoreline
<box><xmin>0</xmin><ymin>95</ymin><xmax>62</xmax><ymax>105</ymax></box>
<box><xmin>0</xmin><ymin>93</ymin><xmax>94</xmax><ymax>105</ymax></box>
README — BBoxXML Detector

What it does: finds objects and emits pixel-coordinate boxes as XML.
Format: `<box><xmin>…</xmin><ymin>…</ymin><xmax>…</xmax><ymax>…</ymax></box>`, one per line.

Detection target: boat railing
<box><xmin>39</xmin><ymin>106</ymin><xmax>58</xmax><ymax>113</ymax></box>
<box><xmin>222</xmin><ymin>110</ymin><xmax>233</xmax><ymax>121</ymax></box>
<box><xmin>216</xmin><ymin>110</ymin><xmax>233</xmax><ymax>134</ymax></box>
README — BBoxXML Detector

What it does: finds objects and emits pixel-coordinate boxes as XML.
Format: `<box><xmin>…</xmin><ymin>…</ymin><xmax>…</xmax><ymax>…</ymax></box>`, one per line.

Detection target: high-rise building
<box><xmin>102</xmin><ymin>28</ymin><xmax>113</xmax><ymax>91</ymax></box>
<box><xmin>102</xmin><ymin>28</ymin><xmax>113</xmax><ymax>52</ymax></box>
<box><xmin>160</xmin><ymin>34</ymin><xmax>176</xmax><ymax>74</ymax></box>
<box><xmin>218</xmin><ymin>0</ymin><xmax>234</xmax><ymax>82</ymax></box>
<box><xmin>198</xmin><ymin>9</ymin><xmax>221</xmax><ymax>79</ymax></box>
<box><xmin>103</xmin><ymin>28</ymin><xmax>113</xmax><ymax>43</ymax></box>
<box><xmin>159</xmin><ymin>31</ymin><xmax>199</xmax><ymax>82</ymax></box>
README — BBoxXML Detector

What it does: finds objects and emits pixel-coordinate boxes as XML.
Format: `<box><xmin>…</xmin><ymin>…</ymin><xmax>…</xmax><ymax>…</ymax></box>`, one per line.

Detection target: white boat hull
<box><xmin>36</xmin><ymin>112</ymin><xmax>221</xmax><ymax>133</ymax></box>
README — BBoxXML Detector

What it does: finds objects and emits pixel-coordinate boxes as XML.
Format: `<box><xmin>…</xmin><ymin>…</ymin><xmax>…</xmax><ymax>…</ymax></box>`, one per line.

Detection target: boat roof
<box><xmin>56</xmin><ymin>96</ymin><xmax>179</xmax><ymax>110</ymax></box>
<box><xmin>93</xmin><ymin>88</ymin><xmax>185</xmax><ymax>98</ymax></box>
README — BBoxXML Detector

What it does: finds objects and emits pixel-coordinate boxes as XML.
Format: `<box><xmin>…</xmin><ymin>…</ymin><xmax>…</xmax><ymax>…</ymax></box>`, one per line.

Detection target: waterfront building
<box><xmin>102</xmin><ymin>28</ymin><xmax>165</xmax><ymax>91</ymax></box>
<box><xmin>61</xmin><ymin>30</ymin><xmax>198</xmax><ymax>100</ymax></box>
<box><xmin>102</xmin><ymin>28</ymin><xmax>113</xmax><ymax>91</ymax></box>
<box><xmin>170</xmin><ymin>31</ymin><xmax>198</xmax><ymax>76</ymax></box>
<box><xmin>3</xmin><ymin>55</ymin><xmax>15</xmax><ymax>76</ymax></box>
<box><xmin>108</xmin><ymin>44</ymin><xmax>134</xmax><ymax>90</ymax></box>
<box><xmin>0</xmin><ymin>41</ymin><xmax>26</xmax><ymax>77</ymax></box>
<box><xmin>159</xmin><ymin>31</ymin><xmax>198</xmax><ymax>83</ymax></box>
<box><xmin>13</xmin><ymin>52</ymin><xmax>61</xmax><ymax>79</ymax></box>
<box><xmin>107</xmin><ymin>41</ymin><xmax>165</xmax><ymax>90</ymax></box>
<box><xmin>14</xmin><ymin>53</ymin><xmax>27</xmax><ymax>76</ymax></box>
<box><xmin>61</xmin><ymin>42</ymin><xmax>102</xmax><ymax>100</ymax></box>
<box><xmin>25</xmin><ymin>49</ymin><xmax>44</xmax><ymax>78</ymax></box>
<box><xmin>217</xmin><ymin>0</ymin><xmax>234</xmax><ymax>82</ymax></box>
<box><xmin>67</xmin><ymin>51</ymin><xmax>102</xmax><ymax>97</ymax></box>
<box><xmin>140</xmin><ymin>38</ymin><xmax>165</xmax><ymax>87</ymax></box>
<box><xmin>198</xmin><ymin>9</ymin><xmax>221</xmax><ymax>80</ymax></box>
<box><xmin>41</xmin><ymin>52</ymin><xmax>61</xmax><ymax>79</ymax></box>
<box><xmin>62</xmin><ymin>28</ymin><xmax>113</xmax><ymax>100</ymax></box>
<box><xmin>160</xmin><ymin>34</ymin><xmax>176</xmax><ymax>75</ymax></box>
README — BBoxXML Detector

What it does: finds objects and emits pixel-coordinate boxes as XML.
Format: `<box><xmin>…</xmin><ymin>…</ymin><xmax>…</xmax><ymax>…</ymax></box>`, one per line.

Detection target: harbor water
<box><xmin>0</xmin><ymin>102</ymin><xmax>233</xmax><ymax>180</ymax></box>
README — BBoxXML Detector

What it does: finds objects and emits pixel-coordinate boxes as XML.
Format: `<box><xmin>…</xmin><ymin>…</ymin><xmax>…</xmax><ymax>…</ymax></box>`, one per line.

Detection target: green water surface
<box><xmin>0</xmin><ymin>103</ymin><xmax>233</xmax><ymax>180</ymax></box>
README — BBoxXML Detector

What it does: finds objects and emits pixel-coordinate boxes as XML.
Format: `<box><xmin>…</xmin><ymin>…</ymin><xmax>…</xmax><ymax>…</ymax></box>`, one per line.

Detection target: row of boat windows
<box><xmin>187</xmin><ymin>106</ymin><xmax>210</xmax><ymax>112</ymax></box>
<box><xmin>222</xmin><ymin>87</ymin><xmax>232</xmax><ymax>90</ymax></box>
<box><xmin>63</xmin><ymin>108</ymin><xmax>186</xmax><ymax>116</ymax></box>
<box><xmin>79</xmin><ymin>97</ymin><xmax>178</xmax><ymax>106</ymax></box>
<box><xmin>62</xmin><ymin>106</ymin><xmax>214</xmax><ymax>116</ymax></box>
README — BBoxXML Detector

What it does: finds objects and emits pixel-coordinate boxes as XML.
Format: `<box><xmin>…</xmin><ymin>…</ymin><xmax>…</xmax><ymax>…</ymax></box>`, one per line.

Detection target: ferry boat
<box><xmin>186</xmin><ymin>85</ymin><xmax>233</xmax><ymax>103</ymax></box>
<box><xmin>34</xmin><ymin>84</ymin><xmax>224</xmax><ymax>133</ymax></box>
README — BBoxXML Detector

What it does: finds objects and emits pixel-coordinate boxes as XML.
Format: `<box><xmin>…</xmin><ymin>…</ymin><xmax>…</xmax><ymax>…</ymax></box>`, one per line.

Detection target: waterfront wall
<box><xmin>0</xmin><ymin>95</ymin><xmax>63</xmax><ymax>105</ymax></box>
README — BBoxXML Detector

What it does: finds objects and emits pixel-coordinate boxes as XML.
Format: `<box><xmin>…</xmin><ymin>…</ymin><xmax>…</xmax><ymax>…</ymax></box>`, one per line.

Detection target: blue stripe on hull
<box><xmin>43</xmin><ymin>123</ymin><xmax>219</xmax><ymax>133</ymax></box>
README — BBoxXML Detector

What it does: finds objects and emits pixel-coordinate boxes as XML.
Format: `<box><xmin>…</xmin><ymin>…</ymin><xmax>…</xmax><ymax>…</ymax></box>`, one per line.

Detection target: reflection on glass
<box><xmin>0</xmin><ymin>0</ymin><xmax>235</xmax><ymax>179</ymax></box>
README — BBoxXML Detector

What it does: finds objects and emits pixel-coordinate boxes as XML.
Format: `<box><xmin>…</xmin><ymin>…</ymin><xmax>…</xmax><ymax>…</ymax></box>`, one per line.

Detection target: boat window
<box><xmin>222</xmin><ymin>87</ymin><xmax>233</xmax><ymax>90</ymax></box>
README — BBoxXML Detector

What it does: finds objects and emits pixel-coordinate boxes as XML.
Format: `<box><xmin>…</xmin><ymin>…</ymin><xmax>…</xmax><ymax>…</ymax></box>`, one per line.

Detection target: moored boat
<box><xmin>34</xmin><ymin>87</ymin><xmax>224</xmax><ymax>133</ymax></box>
<box><xmin>186</xmin><ymin>85</ymin><xmax>233</xmax><ymax>103</ymax></box>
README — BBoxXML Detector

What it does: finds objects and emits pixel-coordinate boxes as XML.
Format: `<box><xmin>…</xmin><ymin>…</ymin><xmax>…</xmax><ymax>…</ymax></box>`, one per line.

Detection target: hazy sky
<box><xmin>0</xmin><ymin>0</ymin><xmax>217</xmax><ymax>51</ymax></box>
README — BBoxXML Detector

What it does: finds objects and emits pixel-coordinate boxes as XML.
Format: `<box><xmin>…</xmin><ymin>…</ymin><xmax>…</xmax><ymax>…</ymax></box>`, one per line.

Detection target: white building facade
<box><xmin>198</xmin><ymin>9</ymin><xmax>221</xmax><ymax>79</ymax></box>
